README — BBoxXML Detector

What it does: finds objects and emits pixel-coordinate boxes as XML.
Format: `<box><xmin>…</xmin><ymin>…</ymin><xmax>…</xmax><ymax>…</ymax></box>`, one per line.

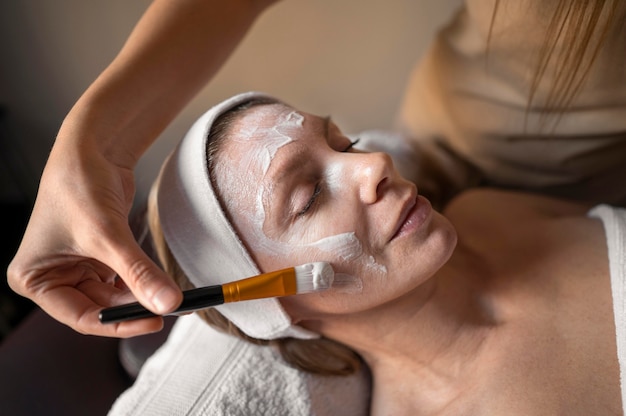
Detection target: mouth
<box><xmin>389</xmin><ymin>190</ymin><xmax>432</xmax><ymax>242</ymax></box>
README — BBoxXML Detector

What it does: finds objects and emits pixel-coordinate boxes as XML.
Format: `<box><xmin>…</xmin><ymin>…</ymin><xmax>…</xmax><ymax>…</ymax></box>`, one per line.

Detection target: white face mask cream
<box><xmin>218</xmin><ymin>105</ymin><xmax>387</xmax><ymax>283</ymax></box>
<box><xmin>158</xmin><ymin>91</ymin><xmax>323</xmax><ymax>340</ymax></box>
<box><xmin>332</xmin><ymin>273</ymin><xmax>364</xmax><ymax>294</ymax></box>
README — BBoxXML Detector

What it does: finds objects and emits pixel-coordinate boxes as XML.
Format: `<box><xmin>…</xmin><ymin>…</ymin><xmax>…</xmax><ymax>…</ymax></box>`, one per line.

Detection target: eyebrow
<box><xmin>271</xmin><ymin>115</ymin><xmax>331</xmax><ymax>183</ymax></box>
<box><xmin>267</xmin><ymin>115</ymin><xmax>331</xmax><ymax>220</ymax></box>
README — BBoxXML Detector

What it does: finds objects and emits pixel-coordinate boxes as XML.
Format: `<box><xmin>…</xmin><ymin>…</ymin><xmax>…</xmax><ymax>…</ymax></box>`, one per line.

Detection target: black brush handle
<box><xmin>99</xmin><ymin>285</ymin><xmax>225</xmax><ymax>323</ymax></box>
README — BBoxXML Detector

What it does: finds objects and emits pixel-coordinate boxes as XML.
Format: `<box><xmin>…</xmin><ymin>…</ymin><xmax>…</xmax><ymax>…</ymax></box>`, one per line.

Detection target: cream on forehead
<box><xmin>234</xmin><ymin>107</ymin><xmax>304</xmax><ymax>175</ymax></box>
<box><xmin>216</xmin><ymin>105</ymin><xmax>386</xmax><ymax>277</ymax></box>
<box><xmin>215</xmin><ymin>106</ymin><xmax>304</xmax><ymax>215</ymax></box>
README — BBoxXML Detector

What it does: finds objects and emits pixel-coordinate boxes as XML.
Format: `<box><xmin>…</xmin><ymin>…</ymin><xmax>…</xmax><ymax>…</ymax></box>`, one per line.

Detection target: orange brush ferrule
<box><xmin>221</xmin><ymin>267</ymin><xmax>297</xmax><ymax>303</ymax></box>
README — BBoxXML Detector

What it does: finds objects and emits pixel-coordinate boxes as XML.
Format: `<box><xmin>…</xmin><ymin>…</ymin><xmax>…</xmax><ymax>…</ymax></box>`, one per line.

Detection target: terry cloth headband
<box><xmin>157</xmin><ymin>91</ymin><xmax>318</xmax><ymax>340</ymax></box>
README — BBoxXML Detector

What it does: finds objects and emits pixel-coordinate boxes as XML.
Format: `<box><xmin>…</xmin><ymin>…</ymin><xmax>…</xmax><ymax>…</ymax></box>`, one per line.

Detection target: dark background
<box><xmin>0</xmin><ymin>106</ymin><xmax>35</xmax><ymax>342</ymax></box>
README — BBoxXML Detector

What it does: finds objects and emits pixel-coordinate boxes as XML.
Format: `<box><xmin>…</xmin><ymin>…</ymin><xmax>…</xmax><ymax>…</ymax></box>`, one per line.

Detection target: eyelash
<box><xmin>343</xmin><ymin>137</ymin><xmax>360</xmax><ymax>152</ymax></box>
<box><xmin>296</xmin><ymin>138</ymin><xmax>360</xmax><ymax>217</ymax></box>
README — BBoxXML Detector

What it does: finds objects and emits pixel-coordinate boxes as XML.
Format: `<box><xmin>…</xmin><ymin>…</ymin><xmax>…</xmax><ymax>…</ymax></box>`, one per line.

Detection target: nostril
<box><xmin>360</xmin><ymin>175</ymin><xmax>389</xmax><ymax>205</ymax></box>
<box><xmin>376</xmin><ymin>177</ymin><xmax>389</xmax><ymax>200</ymax></box>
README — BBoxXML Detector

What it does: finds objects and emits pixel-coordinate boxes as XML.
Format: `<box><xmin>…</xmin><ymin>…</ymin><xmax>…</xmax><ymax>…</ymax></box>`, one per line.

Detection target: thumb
<box><xmin>106</xmin><ymin>232</ymin><xmax>183</xmax><ymax>314</ymax></box>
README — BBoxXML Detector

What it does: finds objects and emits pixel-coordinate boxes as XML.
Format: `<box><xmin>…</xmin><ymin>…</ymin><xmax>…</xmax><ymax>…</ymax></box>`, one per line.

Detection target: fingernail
<box><xmin>151</xmin><ymin>286</ymin><xmax>180</xmax><ymax>313</ymax></box>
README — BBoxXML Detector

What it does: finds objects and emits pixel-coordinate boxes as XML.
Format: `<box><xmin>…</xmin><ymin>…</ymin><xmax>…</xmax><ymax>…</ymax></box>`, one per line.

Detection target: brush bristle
<box><xmin>294</xmin><ymin>262</ymin><xmax>335</xmax><ymax>293</ymax></box>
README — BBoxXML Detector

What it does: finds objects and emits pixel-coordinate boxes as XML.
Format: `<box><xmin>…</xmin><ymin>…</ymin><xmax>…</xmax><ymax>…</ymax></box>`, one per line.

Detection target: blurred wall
<box><xmin>0</xmin><ymin>0</ymin><xmax>461</xmax><ymax>206</ymax></box>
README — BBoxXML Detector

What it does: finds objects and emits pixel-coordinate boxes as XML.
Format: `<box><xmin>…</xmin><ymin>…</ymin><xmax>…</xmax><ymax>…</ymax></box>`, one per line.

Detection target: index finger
<box><xmin>97</xmin><ymin>225</ymin><xmax>183</xmax><ymax>316</ymax></box>
<box><xmin>35</xmin><ymin>282</ymin><xmax>165</xmax><ymax>338</ymax></box>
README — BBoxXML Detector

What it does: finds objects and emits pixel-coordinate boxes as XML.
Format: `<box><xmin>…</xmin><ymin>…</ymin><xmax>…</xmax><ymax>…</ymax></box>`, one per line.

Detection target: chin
<box><xmin>404</xmin><ymin>212</ymin><xmax>457</xmax><ymax>277</ymax></box>
<box><xmin>432</xmin><ymin>213</ymin><xmax>458</xmax><ymax>261</ymax></box>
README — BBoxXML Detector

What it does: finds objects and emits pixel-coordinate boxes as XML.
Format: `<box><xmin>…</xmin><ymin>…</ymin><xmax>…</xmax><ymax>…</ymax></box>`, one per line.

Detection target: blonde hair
<box><xmin>147</xmin><ymin>100</ymin><xmax>362</xmax><ymax>376</ymax></box>
<box><xmin>489</xmin><ymin>0</ymin><xmax>623</xmax><ymax>131</ymax></box>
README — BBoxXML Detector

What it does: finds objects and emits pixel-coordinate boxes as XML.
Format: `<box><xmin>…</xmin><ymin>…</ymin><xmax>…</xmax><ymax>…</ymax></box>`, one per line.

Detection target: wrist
<box><xmin>56</xmin><ymin>86</ymin><xmax>152</xmax><ymax>170</ymax></box>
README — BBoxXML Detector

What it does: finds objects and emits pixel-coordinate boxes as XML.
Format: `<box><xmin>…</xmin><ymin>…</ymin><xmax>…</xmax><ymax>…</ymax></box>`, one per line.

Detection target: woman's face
<box><xmin>212</xmin><ymin>103</ymin><xmax>457</xmax><ymax>319</ymax></box>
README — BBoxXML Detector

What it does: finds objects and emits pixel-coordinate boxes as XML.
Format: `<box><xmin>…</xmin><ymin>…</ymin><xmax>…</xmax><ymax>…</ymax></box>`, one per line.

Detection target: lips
<box><xmin>390</xmin><ymin>193</ymin><xmax>432</xmax><ymax>242</ymax></box>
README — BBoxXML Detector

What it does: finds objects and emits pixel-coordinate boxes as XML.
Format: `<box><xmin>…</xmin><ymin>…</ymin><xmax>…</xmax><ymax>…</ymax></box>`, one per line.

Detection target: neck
<box><xmin>320</xmin><ymin>243</ymin><xmax>499</xmax><ymax>412</ymax></box>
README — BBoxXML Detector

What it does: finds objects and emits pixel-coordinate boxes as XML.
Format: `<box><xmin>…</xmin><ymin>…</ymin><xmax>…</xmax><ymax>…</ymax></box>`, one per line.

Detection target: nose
<box><xmin>355</xmin><ymin>152</ymin><xmax>394</xmax><ymax>204</ymax></box>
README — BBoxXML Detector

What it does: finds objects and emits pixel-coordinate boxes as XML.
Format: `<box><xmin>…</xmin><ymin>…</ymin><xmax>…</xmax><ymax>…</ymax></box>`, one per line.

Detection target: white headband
<box><xmin>157</xmin><ymin>91</ymin><xmax>318</xmax><ymax>340</ymax></box>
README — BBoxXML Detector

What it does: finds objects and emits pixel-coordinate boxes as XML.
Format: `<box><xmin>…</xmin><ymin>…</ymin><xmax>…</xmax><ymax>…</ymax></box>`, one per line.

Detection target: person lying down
<box><xmin>110</xmin><ymin>92</ymin><xmax>625</xmax><ymax>415</ymax></box>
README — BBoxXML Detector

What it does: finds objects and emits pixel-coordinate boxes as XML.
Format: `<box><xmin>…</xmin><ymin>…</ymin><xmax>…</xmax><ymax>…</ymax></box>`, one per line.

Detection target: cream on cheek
<box><xmin>316</xmin><ymin>162</ymin><xmax>388</xmax><ymax>275</ymax></box>
<box><xmin>223</xmin><ymin>108</ymin><xmax>386</xmax><ymax>285</ymax></box>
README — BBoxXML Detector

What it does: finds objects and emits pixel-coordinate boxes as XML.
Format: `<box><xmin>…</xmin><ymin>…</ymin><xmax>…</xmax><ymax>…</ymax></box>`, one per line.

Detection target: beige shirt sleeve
<box><xmin>398</xmin><ymin>0</ymin><xmax>626</xmax><ymax>206</ymax></box>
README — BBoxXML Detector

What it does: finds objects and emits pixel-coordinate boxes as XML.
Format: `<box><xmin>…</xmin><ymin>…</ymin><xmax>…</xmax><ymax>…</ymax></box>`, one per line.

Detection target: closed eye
<box><xmin>297</xmin><ymin>183</ymin><xmax>322</xmax><ymax>217</ymax></box>
<box><xmin>296</xmin><ymin>138</ymin><xmax>361</xmax><ymax>218</ymax></box>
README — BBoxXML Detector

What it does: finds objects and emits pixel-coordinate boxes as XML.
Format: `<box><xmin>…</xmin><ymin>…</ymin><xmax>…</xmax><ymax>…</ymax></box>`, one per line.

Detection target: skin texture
<box><xmin>7</xmin><ymin>0</ymin><xmax>280</xmax><ymax>337</ymax></box>
<box><xmin>213</xmin><ymin>104</ymin><xmax>621</xmax><ymax>415</ymax></box>
<box><xmin>214</xmin><ymin>104</ymin><xmax>456</xmax><ymax>315</ymax></box>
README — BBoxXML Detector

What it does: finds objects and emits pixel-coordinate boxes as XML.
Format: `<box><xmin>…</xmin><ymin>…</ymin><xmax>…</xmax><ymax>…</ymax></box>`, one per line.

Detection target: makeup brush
<box><xmin>99</xmin><ymin>262</ymin><xmax>334</xmax><ymax>324</ymax></box>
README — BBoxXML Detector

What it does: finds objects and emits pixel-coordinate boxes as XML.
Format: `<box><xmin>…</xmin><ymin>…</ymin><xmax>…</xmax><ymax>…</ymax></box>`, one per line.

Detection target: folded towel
<box><xmin>108</xmin><ymin>314</ymin><xmax>370</xmax><ymax>415</ymax></box>
<box><xmin>589</xmin><ymin>204</ymin><xmax>626</xmax><ymax>413</ymax></box>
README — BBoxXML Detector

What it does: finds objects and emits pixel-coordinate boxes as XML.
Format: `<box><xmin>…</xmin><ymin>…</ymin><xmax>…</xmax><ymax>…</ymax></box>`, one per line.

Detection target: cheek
<box><xmin>280</xmin><ymin>271</ymin><xmax>397</xmax><ymax>318</ymax></box>
<box><xmin>252</xmin><ymin>228</ymin><xmax>389</xmax><ymax>294</ymax></box>
<box><xmin>253</xmin><ymin>237</ymin><xmax>360</xmax><ymax>275</ymax></box>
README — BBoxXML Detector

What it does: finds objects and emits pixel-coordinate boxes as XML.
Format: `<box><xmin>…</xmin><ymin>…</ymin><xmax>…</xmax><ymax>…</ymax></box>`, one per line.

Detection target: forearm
<box><xmin>58</xmin><ymin>0</ymin><xmax>278</xmax><ymax>168</ymax></box>
<box><xmin>10</xmin><ymin>0</ymin><xmax>289</xmax><ymax>336</ymax></box>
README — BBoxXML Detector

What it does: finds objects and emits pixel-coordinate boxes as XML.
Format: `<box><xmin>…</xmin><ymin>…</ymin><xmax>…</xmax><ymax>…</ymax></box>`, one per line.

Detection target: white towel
<box><xmin>108</xmin><ymin>314</ymin><xmax>370</xmax><ymax>415</ymax></box>
<box><xmin>589</xmin><ymin>204</ymin><xmax>626</xmax><ymax>413</ymax></box>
